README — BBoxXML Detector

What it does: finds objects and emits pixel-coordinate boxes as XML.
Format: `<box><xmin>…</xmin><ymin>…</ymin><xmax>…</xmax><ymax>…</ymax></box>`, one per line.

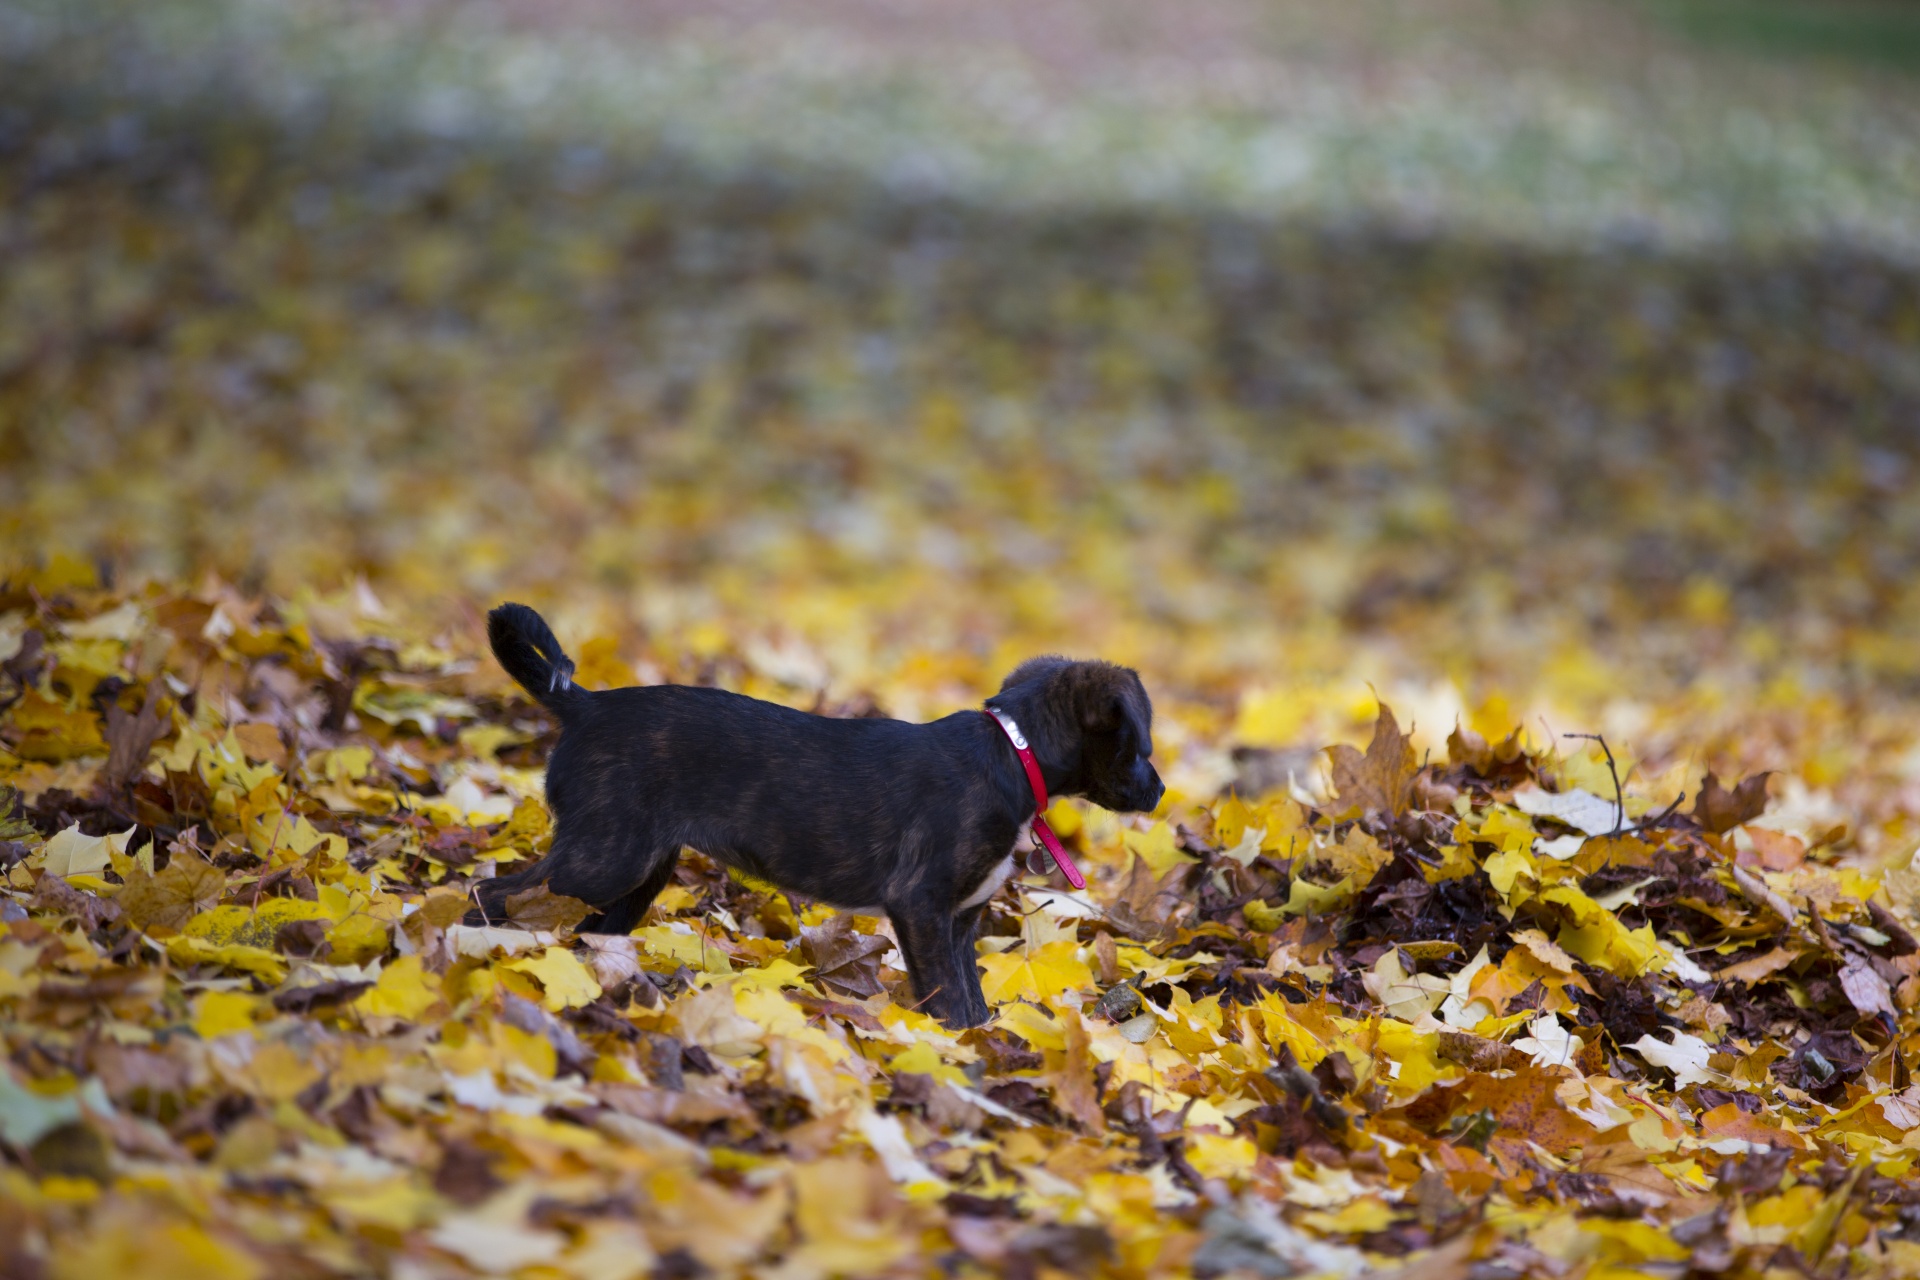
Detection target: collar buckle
<box><xmin>983</xmin><ymin>708</ymin><xmax>1086</xmax><ymax>891</ymax></box>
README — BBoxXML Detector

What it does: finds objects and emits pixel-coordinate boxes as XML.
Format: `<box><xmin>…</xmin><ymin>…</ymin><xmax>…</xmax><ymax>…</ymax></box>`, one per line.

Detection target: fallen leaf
<box><xmin>507</xmin><ymin>946</ymin><xmax>603</xmax><ymax>1011</ymax></box>
<box><xmin>1840</xmin><ymin>958</ymin><xmax>1895</xmax><ymax>1018</ymax></box>
<box><xmin>118</xmin><ymin>850</ymin><xmax>227</xmax><ymax>931</ymax></box>
<box><xmin>1513</xmin><ymin>785</ymin><xmax>1621</xmax><ymax>837</ymax></box>
<box><xmin>38</xmin><ymin>825</ymin><xmax>119</xmax><ymax>877</ymax></box>
<box><xmin>1631</xmin><ymin>1031</ymin><xmax>1715</xmax><ymax>1087</ymax></box>
<box><xmin>1511</xmin><ymin>1013</ymin><xmax>1584</xmax><ymax>1069</ymax></box>
<box><xmin>579</xmin><ymin>934</ymin><xmax>643</xmax><ymax>989</ymax></box>
<box><xmin>355</xmin><ymin>955</ymin><xmax>442</xmax><ymax>1021</ymax></box>
<box><xmin>1717</xmin><ymin>945</ymin><xmax>1799</xmax><ymax>984</ymax></box>
<box><xmin>1327</xmin><ymin>704</ymin><xmax>1419</xmax><ymax>820</ymax></box>
<box><xmin>1694</xmin><ymin>771</ymin><xmax>1771</xmax><ymax>834</ymax></box>
<box><xmin>799</xmin><ymin>915</ymin><xmax>892</xmax><ymax>998</ymax></box>
<box><xmin>504</xmin><ymin>883</ymin><xmax>595</xmax><ymax>933</ymax></box>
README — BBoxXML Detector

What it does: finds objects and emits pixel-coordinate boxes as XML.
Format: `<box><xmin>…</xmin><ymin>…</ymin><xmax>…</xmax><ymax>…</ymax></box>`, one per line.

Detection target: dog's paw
<box><xmin>935</xmin><ymin>1000</ymin><xmax>994</xmax><ymax>1030</ymax></box>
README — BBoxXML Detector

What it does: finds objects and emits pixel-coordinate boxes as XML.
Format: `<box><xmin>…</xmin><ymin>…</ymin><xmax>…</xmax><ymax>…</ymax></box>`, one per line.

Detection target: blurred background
<box><xmin>4</xmin><ymin>0</ymin><xmax>1920</xmax><ymax>845</ymax></box>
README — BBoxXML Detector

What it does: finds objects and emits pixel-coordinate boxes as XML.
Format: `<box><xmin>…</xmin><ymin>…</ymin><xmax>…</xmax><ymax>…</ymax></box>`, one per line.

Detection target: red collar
<box><xmin>984</xmin><ymin>707</ymin><xmax>1086</xmax><ymax>890</ymax></box>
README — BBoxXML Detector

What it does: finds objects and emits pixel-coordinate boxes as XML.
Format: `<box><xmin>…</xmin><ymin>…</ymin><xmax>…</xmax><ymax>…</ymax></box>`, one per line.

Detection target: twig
<box><xmin>1563</xmin><ymin>732</ymin><xmax>1625</xmax><ymax>836</ymax></box>
<box><xmin>1618</xmin><ymin>792</ymin><xmax>1688</xmax><ymax>836</ymax></box>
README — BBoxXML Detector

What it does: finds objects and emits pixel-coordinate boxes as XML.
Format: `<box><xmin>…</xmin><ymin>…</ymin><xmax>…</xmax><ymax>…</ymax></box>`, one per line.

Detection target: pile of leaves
<box><xmin>7</xmin><ymin>580</ymin><xmax>1920</xmax><ymax>1279</ymax></box>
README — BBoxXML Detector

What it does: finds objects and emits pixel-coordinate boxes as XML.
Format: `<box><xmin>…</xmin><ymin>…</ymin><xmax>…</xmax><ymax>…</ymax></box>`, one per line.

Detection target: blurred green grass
<box><xmin>7</xmin><ymin>0</ymin><xmax>1920</xmax><ymax>255</ymax></box>
<box><xmin>1647</xmin><ymin>0</ymin><xmax>1920</xmax><ymax>74</ymax></box>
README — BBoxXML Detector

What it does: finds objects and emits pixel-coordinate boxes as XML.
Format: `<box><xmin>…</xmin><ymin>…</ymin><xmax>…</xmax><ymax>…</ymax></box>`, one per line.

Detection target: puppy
<box><xmin>471</xmin><ymin>603</ymin><xmax>1163</xmax><ymax>1026</ymax></box>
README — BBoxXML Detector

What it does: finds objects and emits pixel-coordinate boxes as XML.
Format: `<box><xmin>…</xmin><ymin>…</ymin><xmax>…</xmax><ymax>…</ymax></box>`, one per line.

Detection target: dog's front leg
<box><xmin>947</xmin><ymin>904</ymin><xmax>991</xmax><ymax>1027</ymax></box>
<box><xmin>891</xmin><ymin>904</ymin><xmax>974</xmax><ymax>1028</ymax></box>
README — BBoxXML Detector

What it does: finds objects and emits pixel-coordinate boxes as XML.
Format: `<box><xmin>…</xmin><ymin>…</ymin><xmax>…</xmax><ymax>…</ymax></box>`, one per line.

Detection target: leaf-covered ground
<box><xmin>7</xmin><ymin>580</ymin><xmax>1920</xmax><ymax>1279</ymax></box>
<box><xmin>9</xmin><ymin>0</ymin><xmax>1920</xmax><ymax>1276</ymax></box>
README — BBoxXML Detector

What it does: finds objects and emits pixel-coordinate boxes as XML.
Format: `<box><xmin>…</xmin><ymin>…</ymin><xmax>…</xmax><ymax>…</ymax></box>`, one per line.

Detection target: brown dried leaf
<box><xmin>272</xmin><ymin>976</ymin><xmax>374</xmax><ymax>1013</ymax></box>
<box><xmin>800</xmin><ymin>914</ymin><xmax>893</xmax><ymax>999</ymax></box>
<box><xmin>1716</xmin><ymin>945</ymin><xmax>1800</xmax><ymax>985</ymax></box>
<box><xmin>1446</xmin><ymin>723</ymin><xmax>1525</xmax><ymax>774</ymax></box>
<box><xmin>1048</xmin><ymin>1009</ymin><xmax>1106</xmax><ymax>1133</ymax></box>
<box><xmin>101</xmin><ymin>684</ymin><xmax>170</xmax><ymax>794</ymax></box>
<box><xmin>1366</xmin><ymin>1234</ymin><xmax>1478</xmax><ymax>1280</ymax></box>
<box><xmin>580</xmin><ymin>934</ymin><xmax>643</xmax><ymax>990</ymax></box>
<box><xmin>1437</xmin><ymin>1030</ymin><xmax>1523</xmax><ymax>1073</ymax></box>
<box><xmin>116</xmin><ymin>849</ymin><xmax>226</xmax><ymax>932</ymax></box>
<box><xmin>1466</xmin><ymin>1068</ymin><xmax>1598</xmax><ymax>1155</ymax></box>
<box><xmin>504</xmin><ymin>883</ymin><xmax>595</xmax><ymax>933</ymax></box>
<box><xmin>420</xmin><ymin>887</ymin><xmax>474</xmax><ymax>930</ymax></box>
<box><xmin>31</xmin><ymin>874</ymin><xmax>122</xmax><ymax>933</ymax></box>
<box><xmin>1328</xmin><ymin>703</ymin><xmax>1418</xmax><ymax>819</ymax></box>
<box><xmin>1740</xmin><ymin>827</ymin><xmax>1805</xmax><ymax>872</ymax></box>
<box><xmin>1840</xmin><ymin>957</ymin><xmax>1896</xmax><ymax>1018</ymax></box>
<box><xmin>232</xmin><ymin>722</ymin><xmax>288</xmax><ymax>769</ymax></box>
<box><xmin>1693</xmin><ymin>770</ymin><xmax>1771</xmax><ymax>834</ymax></box>
<box><xmin>1868</xmin><ymin>900</ymin><xmax>1920</xmax><ymax>956</ymax></box>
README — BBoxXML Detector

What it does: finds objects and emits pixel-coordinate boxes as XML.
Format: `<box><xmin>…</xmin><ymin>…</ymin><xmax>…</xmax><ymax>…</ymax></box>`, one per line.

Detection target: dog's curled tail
<box><xmin>488</xmin><ymin>603</ymin><xmax>583</xmax><ymax>716</ymax></box>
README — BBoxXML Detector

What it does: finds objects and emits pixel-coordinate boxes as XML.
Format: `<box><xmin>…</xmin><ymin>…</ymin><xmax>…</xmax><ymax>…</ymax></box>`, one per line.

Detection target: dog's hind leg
<box><xmin>470</xmin><ymin>819</ymin><xmax>663</xmax><ymax>929</ymax></box>
<box><xmin>584</xmin><ymin>846</ymin><xmax>682</xmax><ymax>935</ymax></box>
<box><xmin>466</xmin><ymin>862</ymin><xmax>542</xmax><ymax>926</ymax></box>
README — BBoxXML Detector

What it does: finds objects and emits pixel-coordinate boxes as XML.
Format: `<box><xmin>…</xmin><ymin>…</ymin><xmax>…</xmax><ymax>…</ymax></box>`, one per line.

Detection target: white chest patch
<box><xmin>959</xmin><ymin>854</ymin><xmax>1017</xmax><ymax>910</ymax></box>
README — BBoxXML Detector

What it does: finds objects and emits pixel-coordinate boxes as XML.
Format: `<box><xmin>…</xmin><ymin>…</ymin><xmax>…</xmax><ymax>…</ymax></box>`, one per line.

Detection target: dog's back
<box><xmin>484</xmin><ymin>603</ymin><xmax>986</xmax><ymax>913</ymax></box>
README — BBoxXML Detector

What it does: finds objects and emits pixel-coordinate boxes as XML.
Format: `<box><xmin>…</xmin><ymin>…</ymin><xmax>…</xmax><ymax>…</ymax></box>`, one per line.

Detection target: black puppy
<box><xmin>472</xmin><ymin>603</ymin><xmax>1163</xmax><ymax>1026</ymax></box>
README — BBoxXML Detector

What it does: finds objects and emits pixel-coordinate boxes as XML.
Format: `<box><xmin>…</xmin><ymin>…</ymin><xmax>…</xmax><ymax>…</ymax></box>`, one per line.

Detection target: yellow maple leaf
<box><xmin>1321</xmin><ymin>825</ymin><xmax>1391</xmax><ymax>883</ymax></box>
<box><xmin>977</xmin><ymin>939</ymin><xmax>1094</xmax><ymax>1004</ymax></box>
<box><xmin>1244</xmin><ymin>899</ymin><xmax>1288</xmax><ymax>931</ymax></box>
<box><xmin>633</xmin><ymin>924</ymin><xmax>734</xmax><ymax>974</ymax></box>
<box><xmin>996</xmin><ymin>998</ymin><xmax>1069</xmax><ymax>1051</ymax></box>
<box><xmin>1478</xmin><ymin>807</ymin><xmax>1538</xmax><ymax>855</ymax></box>
<box><xmin>1540</xmin><ymin>885</ymin><xmax>1666</xmax><ymax>976</ymax></box>
<box><xmin>183</xmin><ymin>898</ymin><xmax>333</xmax><ymax>950</ymax></box>
<box><xmin>9</xmin><ymin>688</ymin><xmax>106</xmax><ymax>762</ymax></box>
<box><xmin>248</xmin><ymin>1041</ymin><xmax>321</xmax><ymax>1101</ymax></box>
<box><xmin>167</xmin><ymin>936</ymin><xmax>287</xmax><ymax>984</ymax></box>
<box><xmin>1233</xmin><ymin>687</ymin><xmax>1312</xmax><ymax>750</ymax></box>
<box><xmin>51</xmin><ymin>1219</ymin><xmax>262</xmax><ymax>1280</ymax></box>
<box><xmin>38</xmin><ymin>825</ymin><xmax>125</xmax><ymax>877</ymax></box>
<box><xmin>325</xmin><ymin>913</ymin><xmax>391</xmax><ymax>965</ymax></box>
<box><xmin>1279</xmin><ymin>875</ymin><xmax>1355</xmax><ymax>918</ymax></box>
<box><xmin>1423</xmin><ymin>843</ymin><xmax>1478</xmax><ymax>882</ymax></box>
<box><xmin>728</xmin><ymin>956</ymin><xmax>810</xmax><ymax>994</ymax></box>
<box><xmin>1214</xmin><ymin>793</ymin><xmax>1254</xmax><ymax>848</ymax></box>
<box><xmin>1123</xmin><ymin>822</ymin><xmax>1191</xmax><ymax>878</ymax></box>
<box><xmin>1185</xmin><ymin>1131</ymin><xmax>1260</xmax><ymax>1181</ymax></box>
<box><xmin>1374</xmin><ymin>1018</ymin><xmax>1449</xmax><ymax>1093</ymax></box>
<box><xmin>1484</xmin><ymin>848</ymin><xmax>1539</xmax><ymax>904</ymax></box>
<box><xmin>786</xmin><ymin>1157</ymin><xmax>913</xmax><ymax>1276</ymax></box>
<box><xmin>507</xmin><ymin>946</ymin><xmax>603</xmax><ymax>1011</ymax></box>
<box><xmin>194</xmin><ymin>991</ymin><xmax>263</xmax><ymax>1040</ymax></box>
<box><xmin>673</xmin><ymin>983</ymin><xmax>765</xmax><ymax>1057</ymax></box>
<box><xmin>354</xmin><ymin>955</ymin><xmax>442</xmax><ymax>1021</ymax></box>
<box><xmin>1259</xmin><ymin>799</ymin><xmax>1311</xmax><ymax>857</ymax></box>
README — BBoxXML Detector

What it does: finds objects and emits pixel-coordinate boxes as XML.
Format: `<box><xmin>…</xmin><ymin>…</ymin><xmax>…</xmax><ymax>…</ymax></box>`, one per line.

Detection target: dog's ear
<box><xmin>1081</xmin><ymin>691</ymin><xmax>1123</xmax><ymax>732</ymax></box>
<box><xmin>1117</xmin><ymin>681</ymin><xmax>1152</xmax><ymax>751</ymax></box>
<box><xmin>1069</xmin><ymin>665</ymin><xmax>1143</xmax><ymax>736</ymax></box>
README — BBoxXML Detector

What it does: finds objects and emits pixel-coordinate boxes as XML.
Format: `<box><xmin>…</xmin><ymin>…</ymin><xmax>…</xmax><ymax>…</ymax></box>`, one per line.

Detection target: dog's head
<box><xmin>992</xmin><ymin>657</ymin><xmax>1164</xmax><ymax>814</ymax></box>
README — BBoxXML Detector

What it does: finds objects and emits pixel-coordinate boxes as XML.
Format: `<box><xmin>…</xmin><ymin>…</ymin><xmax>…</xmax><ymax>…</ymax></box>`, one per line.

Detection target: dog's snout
<box><xmin>1137</xmin><ymin>765</ymin><xmax>1165</xmax><ymax>812</ymax></box>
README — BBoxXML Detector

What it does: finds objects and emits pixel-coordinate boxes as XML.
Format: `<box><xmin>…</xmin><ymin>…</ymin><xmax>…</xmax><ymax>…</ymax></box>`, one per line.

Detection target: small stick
<box><xmin>1563</xmin><ymin>732</ymin><xmax>1625</xmax><ymax>836</ymax></box>
<box><xmin>1619</xmin><ymin>792</ymin><xmax>1688</xmax><ymax>836</ymax></box>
